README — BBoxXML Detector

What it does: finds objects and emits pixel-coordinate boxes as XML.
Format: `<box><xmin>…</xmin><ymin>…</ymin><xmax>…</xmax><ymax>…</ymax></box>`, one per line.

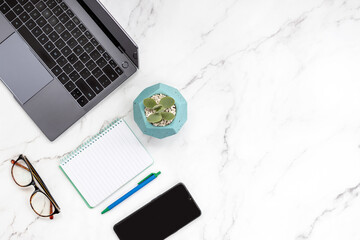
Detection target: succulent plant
<box><xmin>143</xmin><ymin>96</ymin><xmax>176</xmax><ymax>123</ymax></box>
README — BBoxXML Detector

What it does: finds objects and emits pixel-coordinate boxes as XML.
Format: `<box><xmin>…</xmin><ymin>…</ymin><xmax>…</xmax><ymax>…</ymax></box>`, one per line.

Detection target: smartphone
<box><xmin>113</xmin><ymin>183</ymin><xmax>201</xmax><ymax>240</ymax></box>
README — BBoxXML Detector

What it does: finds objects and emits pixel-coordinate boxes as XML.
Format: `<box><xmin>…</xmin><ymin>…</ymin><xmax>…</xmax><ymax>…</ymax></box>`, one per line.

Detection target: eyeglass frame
<box><xmin>11</xmin><ymin>154</ymin><xmax>61</xmax><ymax>218</ymax></box>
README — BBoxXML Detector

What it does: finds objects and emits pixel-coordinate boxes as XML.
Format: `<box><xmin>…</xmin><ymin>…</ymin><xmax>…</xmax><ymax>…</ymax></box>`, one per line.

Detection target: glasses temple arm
<box><xmin>50</xmin><ymin>204</ymin><xmax>54</xmax><ymax>220</ymax></box>
<box><xmin>11</xmin><ymin>160</ymin><xmax>29</xmax><ymax>171</ymax></box>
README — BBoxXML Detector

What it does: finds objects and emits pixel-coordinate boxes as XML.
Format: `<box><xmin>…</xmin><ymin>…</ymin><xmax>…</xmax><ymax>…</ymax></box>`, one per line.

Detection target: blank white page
<box><xmin>60</xmin><ymin>119</ymin><xmax>153</xmax><ymax>207</ymax></box>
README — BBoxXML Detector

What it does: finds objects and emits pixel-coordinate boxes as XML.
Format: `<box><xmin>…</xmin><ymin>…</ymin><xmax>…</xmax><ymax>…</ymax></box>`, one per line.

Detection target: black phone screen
<box><xmin>113</xmin><ymin>183</ymin><xmax>201</xmax><ymax>240</ymax></box>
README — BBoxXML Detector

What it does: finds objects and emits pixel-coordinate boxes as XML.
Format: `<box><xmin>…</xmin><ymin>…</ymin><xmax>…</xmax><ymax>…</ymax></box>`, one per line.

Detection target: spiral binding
<box><xmin>60</xmin><ymin>119</ymin><xmax>122</xmax><ymax>166</ymax></box>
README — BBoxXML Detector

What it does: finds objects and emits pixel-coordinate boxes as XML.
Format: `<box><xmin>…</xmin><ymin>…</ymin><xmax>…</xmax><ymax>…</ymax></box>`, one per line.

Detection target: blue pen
<box><xmin>101</xmin><ymin>171</ymin><xmax>161</xmax><ymax>214</ymax></box>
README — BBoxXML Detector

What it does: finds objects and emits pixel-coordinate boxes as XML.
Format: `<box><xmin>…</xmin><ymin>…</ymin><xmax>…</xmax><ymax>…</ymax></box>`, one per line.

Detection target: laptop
<box><xmin>0</xmin><ymin>0</ymin><xmax>138</xmax><ymax>141</ymax></box>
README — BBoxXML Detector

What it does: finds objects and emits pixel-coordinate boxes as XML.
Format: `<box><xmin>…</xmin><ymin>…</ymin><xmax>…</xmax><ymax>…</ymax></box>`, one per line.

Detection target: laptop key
<box><xmin>18</xmin><ymin>26</ymin><xmax>56</xmax><ymax>69</ymax></box>
<box><xmin>67</xmin><ymin>37</ymin><xmax>77</xmax><ymax>49</ymax></box>
<box><xmin>61</xmin><ymin>46</ymin><xmax>71</xmax><ymax>57</ymax></box>
<box><xmin>109</xmin><ymin>60</ymin><xmax>117</xmax><ymax>68</ymax></box>
<box><xmin>5</xmin><ymin>10</ymin><xmax>16</xmax><ymax>22</ymax></box>
<box><xmin>78</xmin><ymin>35</ymin><xmax>88</xmax><ymax>46</ymax></box>
<box><xmin>84</xmin><ymin>31</ymin><xmax>92</xmax><ymax>39</ymax></box>
<box><xmin>51</xmin><ymin>65</ymin><xmax>62</xmax><ymax>76</ymax></box>
<box><xmin>96</xmin><ymin>57</ymin><xmax>107</xmax><ymax>68</ymax></box>
<box><xmin>63</xmin><ymin>63</ymin><xmax>73</xmax><ymax>74</ymax></box>
<box><xmin>97</xmin><ymin>46</ymin><xmax>105</xmax><ymax>54</ymax></box>
<box><xmin>65</xmin><ymin>20</ymin><xmax>75</xmax><ymax>31</ymax></box>
<box><xmin>50</xmin><ymin>49</ymin><xmax>61</xmax><ymax>59</ymax></box>
<box><xmin>69</xmin><ymin>71</ymin><xmax>80</xmax><ymax>81</ymax></box>
<box><xmin>42</xmin><ymin>24</ymin><xmax>53</xmax><ymax>35</ymax></box>
<box><xmin>31</xmin><ymin>0</ymin><xmax>40</xmax><ymax>4</ymax></box>
<box><xmin>56</xmin><ymin>56</ymin><xmax>67</xmax><ymax>67</ymax></box>
<box><xmin>90</xmin><ymin>49</ymin><xmax>100</xmax><ymax>60</ymax></box>
<box><xmin>92</xmin><ymin>67</ymin><xmax>102</xmax><ymax>78</ymax></box>
<box><xmin>98</xmin><ymin>75</ymin><xmax>111</xmax><ymax>88</ymax></box>
<box><xmin>19</xmin><ymin>12</ymin><xmax>30</xmax><ymax>23</ymax></box>
<box><xmin>90</xmin><ymin>38</ymin><xmax>99</xmax><ymax>46</ymax></box>
<box><xmin>73</xmin><ymin>17</ymin><xmax>80</xmax><ymax>25</ymax></box>
<box><xmin>78</xmin><ymin>23</ymin><xmax>86</xmax><ymax>32</ymax></box>
<box><xmin>74</xmin><ymin>61</ymin><xmax>84</xmax><ymax>72</ymax></box>
<box><xmin>60</xmin><ymin>30</ymin><xmax>71</xmax><ymax>41</ymax></box>
<box><xmin>64</xmin><ymin>81</ymin><xmax>75</xmax><ymax>91</ymax></box>
<box><xmin>103</xmin><ymin>52</ymin><xmax>111</xmax><ymax>61</ymax></box>
<box><xmin>66</xmin><ymin>9</ymin><xmax>74</xmax><ymax>18</ymax></box>
<box><xmin>31</xmin><ymin>26</ymin><xmax>42</xmax><ymax>37</ymax></box>
<box><xmin>44</xmin><ymin>41</ymin><xmax>55</xmax><ymax>52</ymax></box>
<box><xmin>6</xmin><ymin>0</ymin><xmax>17</xmax><ymax>8</ymax></box>
<box><xmin>103</xmin><ymin>65</ymin><xmax>118</xmax><ymax>81</ymax></box>
<box><xmin>80</xmin><ymin>69</ymin><xmax>90</xmax><ymax>79</ymax></box>
<box><xmin>13</xmin><ymin>5</ymin><xmax>24</xmax><ymax>15</ymax></box>
<box><xmin>67</xmin><ymin>53</ymin><xmax>78</xmax><ymax>64</ymax></box>
<box><xmin>84</xmin><ymin>42</ymin><xmax>94</xmax><ymax>53</ymax></box>
<box><xmin>79</xmin><ymin>52</ymin><xmax>90</xmax><ymax>63</ymax></box>
<box><xmin>58</xmin><ymin>73</ymin><xmax>69</xmax><ymax>84</ymax></box>
<box><xmin>46</xmin><ymin>0</ymin><xmax>57</xmax><ymax>9</ymax></box>
<box><xmin>38</xmin><ymin>34</ymin><xmax>48</xmax><ymax>44</ymax></box>
<box><xmin>86</xmin><ymin>76</ymin><xmax>103</xmax><ymax>94</ymax></box>
<box><xmin>60</xmin><ymin>2</ymin><xmax>68</xmax><ymax>11</ymax></box>
<box><xmin>0</xmin><ymin>3</ymin><xmax>10</xmax><ymax>14</ymax></box>
<box><xmin>58</xmin><ymin>12</ymin><xmax>69</xmax><ymax>23</ymax></box>
<box><xmin>77</xmin><ymin>96</ymin><xmax>88</xmax><ymax>107</ymax></box>
<box><xmin>42</xmin><ymin>8</ymin><xmax>52</xmax><ymax>19</ymax></box>
<box><xmin>85</xmin><ymin>60</ymin><xmax>96</xmax><ymax>71</ymax></box>
<box><xmin>49</xmin><ymin>31</ymin><xmax>59</xmax><ymax>41</ymax></box>
<box><xmin>36</xmin><ymin>16</ymin><xmax>46</xmax><ymax>27</ymax></box>
<box><xmin>35</xmin><ymin>2</ymin><xmax>46</xmax><ymax>12</ymax></box>
<box><xmin>24</xmin><ymin>2</ymin><xmax>35</xmax><ymax>12</ymax></box>
<box><xmin>73</xmin><ymin>45</ymin><xmax>84</xmax><ymax>56</ymax></box>
<box><xmin>52</xmin><ymin>5</ymin><xmax>62</xmax><ymax>16</ymax></box>
<box><xmin>115</xmin><ymin>67</ymin><xmax>123</xmax><ymax>76</ymax></box>
<box><xmin>38</xmin><ymin>34</ymin><xmax>49</xmax><ymax>45</ymax></box>
<box><xmin>48</xmin><ymin>16</ymin><xmax>58</xmax><ymax>26</ymax></box>
<box><xmin>11</xmin><ymin>18</ymin><xmax>22</xmax><ymax>29</ymax></box>
<box><xmin>71</xmin><ymin>88</ymin><xmax>82</xmax><ymax>100</ymax></box>
<box><xmin>25</xmin><ymin>19</ymin><xmax>36</xmax><ymax>30</ymax></box>
<box><xmin>29</xmin><ymin>9</ymin><xmax>40</xmax><ymax>20</ymax></box>
<box><xmin>55</xmin><ymin>38</ymin><xmax>65</xmax><ymax>49</ymax></box>
<box><xmin>76</xmin><ymin>79</ymin><xmax>95</xmax><ymax>101</ymax></box>
<box><xmin>54</xmin><ymin>23</ymin><xmax>65</xmax><ymax>34</ymax></box>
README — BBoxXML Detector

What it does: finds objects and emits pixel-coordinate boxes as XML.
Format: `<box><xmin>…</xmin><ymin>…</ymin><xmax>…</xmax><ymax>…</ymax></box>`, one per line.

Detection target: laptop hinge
<box><xmin>77</xmin><ymin>0</ymin><xmax>139</xmax><ymax>68</ymax></box>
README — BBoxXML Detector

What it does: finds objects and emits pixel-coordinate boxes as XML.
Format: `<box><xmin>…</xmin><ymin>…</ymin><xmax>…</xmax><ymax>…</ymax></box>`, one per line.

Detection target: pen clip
<box><xmin>137</xmin><ymin>171</ymin><xmax>161</xmax><ymax>185</ymax></box>
<box><xmin>138</xmin><ymin>173</ymin><xmax>153</xmax><ymax>185</ymax></box>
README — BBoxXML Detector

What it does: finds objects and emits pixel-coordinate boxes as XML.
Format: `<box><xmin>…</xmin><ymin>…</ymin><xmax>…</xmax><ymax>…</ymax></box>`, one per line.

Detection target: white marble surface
<box><xmin>2</xmin><ymin>0</ymin><xmax>360</xmax><ymax>239</ymax></box>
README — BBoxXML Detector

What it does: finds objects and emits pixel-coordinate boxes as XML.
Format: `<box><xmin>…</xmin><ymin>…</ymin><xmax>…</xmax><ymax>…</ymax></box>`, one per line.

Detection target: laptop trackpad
<box><xmin>0</xmin><ymin>33</ymin><xmax>53</xmax><ymax>104</ymax></box>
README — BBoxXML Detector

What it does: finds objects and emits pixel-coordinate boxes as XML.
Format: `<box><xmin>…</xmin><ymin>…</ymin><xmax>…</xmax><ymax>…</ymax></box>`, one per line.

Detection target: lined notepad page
<box><xmin>60</xmin><ymin>119</ymin><xmax>153</xmax><ymax>208</ymax></box>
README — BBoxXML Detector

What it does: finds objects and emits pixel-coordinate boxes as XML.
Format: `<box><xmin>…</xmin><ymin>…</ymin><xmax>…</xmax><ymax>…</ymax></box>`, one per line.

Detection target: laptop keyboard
<box><xmin>0</xmin><ymin>0</ymin><xmax>124</xmax><ymax>107</ymax></box>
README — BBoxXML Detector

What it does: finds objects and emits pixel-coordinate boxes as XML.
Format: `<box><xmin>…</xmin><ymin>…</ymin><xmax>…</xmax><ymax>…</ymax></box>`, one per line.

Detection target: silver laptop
<box><xmin>0</xmin><ymin>0</ymin><xmax>138</xmax><ymax>141</ymax></box>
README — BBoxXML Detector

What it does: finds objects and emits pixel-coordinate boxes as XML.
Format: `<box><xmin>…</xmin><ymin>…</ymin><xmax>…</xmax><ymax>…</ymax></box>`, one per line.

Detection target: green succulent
<box><xmin>144</xmin><ymin>96</ymin><xmax>176</xmax><ymax>123</ymax></box>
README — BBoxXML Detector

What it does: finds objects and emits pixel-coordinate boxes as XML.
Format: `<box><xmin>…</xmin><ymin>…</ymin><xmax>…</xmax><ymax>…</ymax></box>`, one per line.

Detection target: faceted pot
<box><xmin>133</xmin><ymin>83</ymin><xmax>187</xmax><ymax>139</ymax></box>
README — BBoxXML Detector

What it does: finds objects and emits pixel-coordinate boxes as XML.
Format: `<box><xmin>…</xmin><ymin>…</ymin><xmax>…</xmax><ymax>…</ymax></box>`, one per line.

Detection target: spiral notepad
<box><xmin>59</xmin><ymin>119</ymin><xmax>153</xmax><ymax>208</ymax></box>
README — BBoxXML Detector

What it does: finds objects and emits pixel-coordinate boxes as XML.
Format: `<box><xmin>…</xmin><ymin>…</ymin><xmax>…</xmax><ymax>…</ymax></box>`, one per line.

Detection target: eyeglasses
<box><xmin>11</xmin><ymin>155</ymin><xmax>61</xmax><ymax>219</ymax></box>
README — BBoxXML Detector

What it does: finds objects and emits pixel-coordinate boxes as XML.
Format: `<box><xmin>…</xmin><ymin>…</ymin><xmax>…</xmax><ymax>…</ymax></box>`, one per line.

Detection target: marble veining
<box><xmin>1</xmin><ymin>0</ymin><xmax>360</xmax><ymax>239</ymax></box>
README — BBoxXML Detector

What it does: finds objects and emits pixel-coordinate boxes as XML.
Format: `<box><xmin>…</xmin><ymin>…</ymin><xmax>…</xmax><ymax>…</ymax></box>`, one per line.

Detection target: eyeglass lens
<box><xmin>31</xmin><ymin>191</ymin><xmax>55</xmax><ymax>217</ymax></box>
<box><xmin>12</xmin><ymin>159</ymin><xmax>32</xmax><ymax>187</ymax></box>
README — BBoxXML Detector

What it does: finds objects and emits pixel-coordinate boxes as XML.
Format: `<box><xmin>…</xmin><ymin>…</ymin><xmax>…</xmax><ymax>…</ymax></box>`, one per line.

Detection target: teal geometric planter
<box><xmin>133</xmin><ymin>83</ymin><xmax>187</xmax><ymax>139</ymax></box>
